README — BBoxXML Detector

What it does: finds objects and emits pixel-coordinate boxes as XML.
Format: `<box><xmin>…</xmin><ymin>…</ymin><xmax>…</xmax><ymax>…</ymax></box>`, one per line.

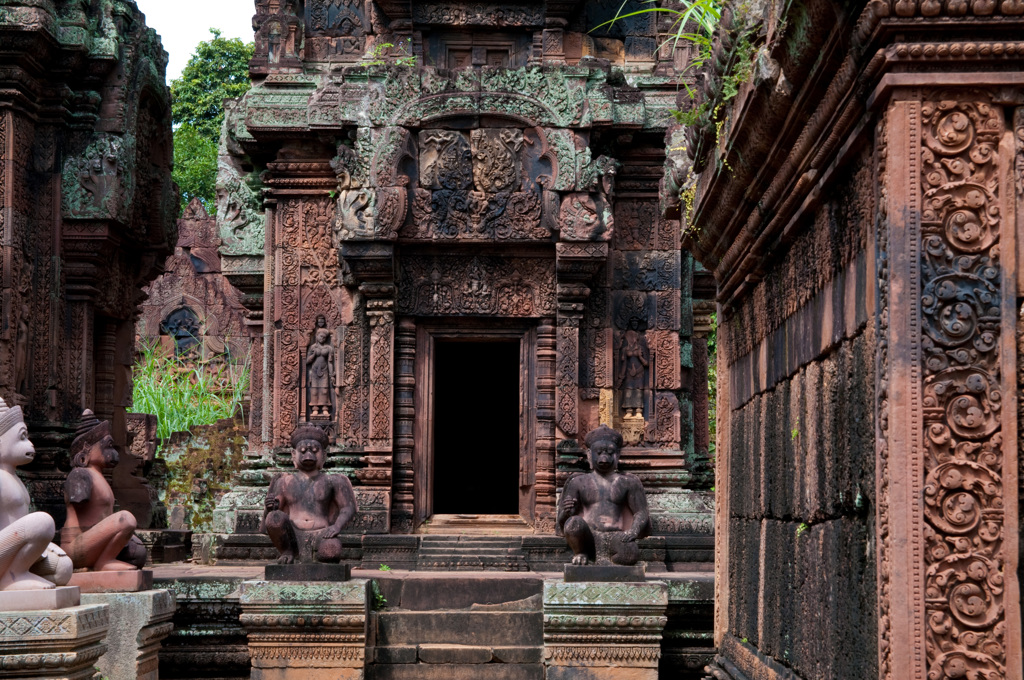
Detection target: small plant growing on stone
<box><xmin>361</xmin><ymin>38</ymin><xmax>416</xmax><ymax>67</ymax></box>
<box><xmin>370</xmin><ymin>579</ymin><xmax>387</xmax><ymax>609</ymax></box>
<box><xmin>379</xmin><ymin>563</ymin><xmax>392</xmax><ymax>571</ymax></box>
<box><xmin>796</xmin><ymin>523</ymin><xmax>809</xmax><ymax>538</ymax></box>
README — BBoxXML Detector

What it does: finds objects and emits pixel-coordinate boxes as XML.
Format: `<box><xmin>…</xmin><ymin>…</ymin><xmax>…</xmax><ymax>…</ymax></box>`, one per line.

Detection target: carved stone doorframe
<box><xmin>412</xmin><ymin>321</ymin><xmax>539</xmax><ymax>530</ymax></box>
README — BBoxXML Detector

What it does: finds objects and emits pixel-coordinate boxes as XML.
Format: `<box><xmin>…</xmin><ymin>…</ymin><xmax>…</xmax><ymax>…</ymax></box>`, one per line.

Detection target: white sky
<box><xmin>133</xmin><ymin>0</ymin><xmax>257</xmax><ymax>82</ymax></box>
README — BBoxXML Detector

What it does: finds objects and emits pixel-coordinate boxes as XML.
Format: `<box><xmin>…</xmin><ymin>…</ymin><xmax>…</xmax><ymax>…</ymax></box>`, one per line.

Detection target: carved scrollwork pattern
<box><xmin>369</xmin><ymin>310</ymin><xmax>394</xmax><ymax>446</ymax></box>
<box><xmin>918</xmin><ymin>95</ymin><xmax>1008</xmax><ymax>680</ymax></box>
<box><xmin>556</xmin><ymin>325</ymin><xmax>579</xmax><ymax>436</ymax></box>
<box><xmin>397</xmin><ymin>255</ymin><xmax>556</xmax><ymax>317</ymax></box>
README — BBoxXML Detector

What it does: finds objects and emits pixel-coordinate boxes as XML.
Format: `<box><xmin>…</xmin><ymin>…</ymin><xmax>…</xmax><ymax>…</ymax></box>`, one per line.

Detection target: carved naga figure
<box><xmin>557</xmin><ymin>425</ymin><xmax>651</xmax><ymax>566</ymax></box>
<box><xmin>0</xmin><ymin>398</ymin><xmax>73</xmax><ymax>591</ymax></box>
<box><xmin>61</xmin><ymin>410</ymin><xmax>147</xmax><ymax>571</ymax></box>
<box><xmin>261</xmin><ymin>424</ymin><xmax>357</xmax><ymax>564</ymax></box>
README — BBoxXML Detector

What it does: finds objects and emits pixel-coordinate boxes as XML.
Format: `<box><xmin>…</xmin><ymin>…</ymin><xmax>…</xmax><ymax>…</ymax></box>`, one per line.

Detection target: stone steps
<box><xmin>367</xmin><ymin>574</ymin><xmax>544</xmax><ymax>680</ymax></box>
<box><xmin>417</xmin><ymin>536</ymin><xmax>529</xmax><ymax>571</ymax></box>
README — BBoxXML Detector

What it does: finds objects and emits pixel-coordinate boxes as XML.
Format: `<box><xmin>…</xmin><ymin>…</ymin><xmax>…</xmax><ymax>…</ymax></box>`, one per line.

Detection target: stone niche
<box><xmin>208</xmin><ymin>0</ymin><xmax>711</xmax><ymax>549</ymax></box>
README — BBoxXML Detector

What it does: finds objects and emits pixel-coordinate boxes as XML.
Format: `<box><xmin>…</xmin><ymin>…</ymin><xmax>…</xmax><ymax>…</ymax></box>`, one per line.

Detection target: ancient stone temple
<box><xmin>679</xmin><ymin>1</ymin><xmax>1024</xmax><ymax>679</ymax></box>
<box><xmin>213</xmin><ymin>0</ymin><xmax>713</xmax><ymax>552</ymax></box>
<box><xmin>138</xmin><ymin>198</ymin><xmax>250</xmax><ymax>361</ymax></box>
<box><xmin>0</xmin><ymin>0</ymin><xmax>177</xmax><ymax>523</ymax></box>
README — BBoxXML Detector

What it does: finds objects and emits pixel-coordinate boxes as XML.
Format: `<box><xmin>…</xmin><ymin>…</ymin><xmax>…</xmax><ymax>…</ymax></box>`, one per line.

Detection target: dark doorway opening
<box><xmin>433</xmin><ymin>340</ymin><xmax>520</xmax><ymax>514</ymax></box>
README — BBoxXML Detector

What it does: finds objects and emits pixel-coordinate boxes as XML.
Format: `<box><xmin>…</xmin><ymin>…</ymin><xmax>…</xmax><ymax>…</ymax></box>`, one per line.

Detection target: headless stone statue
<box><xmin>61</xmin><ymin>410</ymin><xmax>146</xmax><ymax>571</ymax></box>
<box><xmin>0</xmin><ymin>398</ymin><xmax>73</xmax><ymax>591</ymax></box>
<box><xmin>557</xmin><ymin>425</ymin><xmax>652</xmax><ymax>566</ymax></box>
<box><xmin>261</xmin><ymin>424</ymin><xmax>357</xmax><ymax>564</ymax></box>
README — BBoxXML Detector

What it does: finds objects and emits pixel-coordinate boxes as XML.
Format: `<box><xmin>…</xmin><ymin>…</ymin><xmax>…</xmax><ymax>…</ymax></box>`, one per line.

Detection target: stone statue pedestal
<box><xmin>0</xmin><ymin>585</ymin><xmax>80</xmax><ymax>612</ymax></box>
<box><xmin>240</xmin><ymin>579</ymin><xmax>368</xmax><ymax>680</ymax></box>
<box><xmin>81</xmin><ymin>589</ymin><xmax>175</xmax><ymax>680</ymax></box>
<box><xmin>69</xmin><ymin>568</ymin><xmax>153</xmax><ymax>593</ymax></box>
<box><xmin>265</xmin><ymin>563</ymin><xmax>351</xmax><ymax>581</ymax></box>
<box><xmin>542</xmin><ymin>580</ymin><xmax>668</xmax><ymax>680</ymax></box>
<box><xmin>563</xmin><ymin>564</ymin><xmax>646</xmax><ymax>582</ymax></box>
<box><xmin>0</xmin><ymin>602</ymin><xmax>109</xmax><ymax>680</ymax></box>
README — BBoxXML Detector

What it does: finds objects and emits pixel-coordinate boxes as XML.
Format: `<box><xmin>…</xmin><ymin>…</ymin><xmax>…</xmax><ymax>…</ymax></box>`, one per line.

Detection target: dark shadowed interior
<box><xmin>433</xmin><ymin>340</ymin><xmax>520</xmax><ymax>514</ymax></box>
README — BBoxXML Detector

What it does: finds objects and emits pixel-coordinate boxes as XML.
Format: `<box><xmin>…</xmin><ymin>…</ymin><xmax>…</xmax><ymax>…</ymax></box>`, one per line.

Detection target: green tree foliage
<box><xmin>172</xmin><ymin>125</ymin><xmax>218</xmax><ymax>211</ymax></box>
<box><xmin>170</xmin><ymin>29</ymin><xmax>253</xmax><ymax>213</ymax></box>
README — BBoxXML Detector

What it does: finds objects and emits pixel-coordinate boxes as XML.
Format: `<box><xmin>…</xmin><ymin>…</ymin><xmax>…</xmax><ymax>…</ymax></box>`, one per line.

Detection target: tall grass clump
<box><xmin>131</xmin><ymin>340</ymin><xmax>250</xmax><ymax>440</ymax></box>
<box><xmin>593</xmin><ymin>0</ymin><xmax>723</xmax><ymax>76</ymax></box>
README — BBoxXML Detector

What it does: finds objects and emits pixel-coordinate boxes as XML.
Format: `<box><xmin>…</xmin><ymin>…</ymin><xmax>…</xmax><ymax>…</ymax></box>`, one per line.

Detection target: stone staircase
<box><xmin>416</xmin><ymin>535</ymin><xmax>530</xmax><ymax>571</ymax></box>
<box><xmin>366</xmin><ymin>574</ymin><xmax>545</xmax><ymax>679</ymax></box>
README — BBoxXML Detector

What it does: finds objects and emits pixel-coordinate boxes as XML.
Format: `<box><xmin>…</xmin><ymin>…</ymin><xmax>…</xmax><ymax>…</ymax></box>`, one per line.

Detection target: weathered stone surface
<box><xmin>417</xmin><ymin>643</ymin><xmax>493</xmax><ymax>664</ymax></box>
<box><xmin>542</xmin><ymin>580</ymin><xmax>668</xmax><ymax>676</ymax></box>
<box><xmin>375</xmin><ymin>611</ymin><xmax>543</xmax><ymax>647</ymax></box>
<box><xmin>0</xmin><ymin>0</ymin><xmax>176</xmax><ymax>531</ymax></box>
<box><xmin>156</xmin><ymin>575</ymin><xmax>250</xmax><ymax>679</ymax></box>
<box><xmin>81</xmin><ymin>589</ymin><xmax>175</xmax><ymax>680</ymax></box>
<box><xmin>0</xmin><ymin>603</ymin><xmax>109</xmax><ymax>679</ymax></box>
<box><xmin>69</xmin><ymin>569</ymin><xmax>154</xmax><ymax>593</ymax></box>
<box><xmin>240</xmin><ymin>579</ymin><xmax>368</xmax><ymax>679</ymax></box>
<box><xmin>563</xmin><ymin>564</ymin><xmax>646</xmax><ymax>582</ymax></box>
<box><xmin>367</xmin><ymin>665</ymin><xmax>544</xmax><ymax>680</ymax></box>
<box><xmin>265</xmin><ymin>562</ymin><xmax>351</xmax><ymax>581</ymax></box>
<box><xmin>0</xmin><ymin>585</ymin><xmax>80</xmax><ymax>612</ymax></box>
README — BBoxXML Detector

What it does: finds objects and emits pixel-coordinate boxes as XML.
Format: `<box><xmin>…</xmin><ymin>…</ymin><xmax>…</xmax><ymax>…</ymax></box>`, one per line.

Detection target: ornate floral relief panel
<box><xmin>274</xmin><ymin>197</ymin><xmax>350</xmax><ymax>445</ymax></box>
<box><xmin>396</xmin><ymin>255</ymin><xmax>556</xmax><ymax>317</ymax></box>
<box><xmin>883</xmin><ymin>91</ymin><xmax>1021</xmax><ymax>680</ymax></box>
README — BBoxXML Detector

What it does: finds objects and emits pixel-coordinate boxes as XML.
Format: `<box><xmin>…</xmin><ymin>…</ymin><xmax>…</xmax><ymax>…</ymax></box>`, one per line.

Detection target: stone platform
<box><xmin>0</xmin><ymin>603</ymin><xmax>109</xmax><ymax>680</ymax></box>
<box><xmin>239</xmin><ymin>579</ymin><xmax>369</xmax><ymax>680</ymax></box>
<box><xmin>69</xmin><ymin>568</ymin><xmax>154</xmax><ymax>593</ymax></box>
<box><xmin>154</xmin><ymin>564</ymin><xmax>715</xmax><ymax>680</ymax></box>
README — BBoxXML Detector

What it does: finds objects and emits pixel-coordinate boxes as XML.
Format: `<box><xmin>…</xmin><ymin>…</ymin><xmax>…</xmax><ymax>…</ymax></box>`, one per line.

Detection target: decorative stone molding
<box><xmin>542</xmin><ymin>580</ymin><xmax>668</xmax><ymax>679</ymax></box>
<box><xmin>239</xmin><ymin>579</ymin><xmax>368</xmax><ymax>679</ymax></box>
<box><xmin>0</xmin><ymin>604</ymin><xmax>110</xmax><ymax>680</ymax></box>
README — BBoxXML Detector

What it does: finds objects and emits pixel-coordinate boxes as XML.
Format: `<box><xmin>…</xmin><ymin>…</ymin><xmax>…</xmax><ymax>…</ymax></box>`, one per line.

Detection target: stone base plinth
<box><xmin>70</xmin><ymin>569</ymin><xmax>154</xmax><ymax>593</ymax></box>
<box><xmin>265</xmin><ymin>563</ymin><xmax>351</xmax><ymax>581</ymax></box>
<box><xmin>81</xmin><ymin>589</ymin><xmax>175</xmax><ymax>680</ymax></box>
<box><xmin>0</xmin><ymin>586</ymin><xmax>80</xmax><ymax>612</ymax></box>
<box><xmin>563</xmin><ymin>564</ymin><xmax>646</xmax><ymax>582</ymax></box>
<box><xmin>542</xmin><ymin>580</ymin><xmax>668</xmax><ymax>680</ymax></box>
<box><xmin>0</xmin><ymin>603</ymin><xmax>109</xmax><ymax>679</ymax></box>
<box><xmin>240</xmin><ymin>579</ymin><xmax>368</xmax><ymax>680</ymax></box>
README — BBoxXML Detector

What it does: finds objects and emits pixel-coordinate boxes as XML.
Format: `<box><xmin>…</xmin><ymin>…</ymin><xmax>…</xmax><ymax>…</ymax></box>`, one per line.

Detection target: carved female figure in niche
<box><xmin>306</xmin><ymin>315</ymin><xmax>337</xmax><ymax>417</ymax></box>
<box><xmin>616</xmin><ymin>316</ymin><xmax>649</xmax><ymax>418</ymax></box>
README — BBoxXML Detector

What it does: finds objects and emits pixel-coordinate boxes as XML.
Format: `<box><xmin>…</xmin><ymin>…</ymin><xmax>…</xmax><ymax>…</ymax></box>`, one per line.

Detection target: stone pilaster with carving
<box><xmin>536</xmin><ymin>320</ymin><xmax>558</xmax><ymax>533</ymax></box>
<box><xmin>0</xmin><ymin>604</ymin><xmax>110</xmax><ymax>680</ymax></box>
<box><xmin>542</xmin><ymin>580</ymin><xmax>668</xmax><ymax>680</ymax></box>
<box><xmin>82</xmin><ymin>589</ymin><xmax>176</xmax><ymax>680</ymax></box>
<box><xmin>391</xmin><ymin>318</ymin><xmax>416</xmax><ymax>533</ymax></box>
<box><xmin>239</xmin><ymin>579</ymin><xmax>368</xmax><ymax>680</ymax></box>
<box><xmin>881</xmin><ymin>90</ymin><xmax>1022</xmax><ymax>680</ymax></box>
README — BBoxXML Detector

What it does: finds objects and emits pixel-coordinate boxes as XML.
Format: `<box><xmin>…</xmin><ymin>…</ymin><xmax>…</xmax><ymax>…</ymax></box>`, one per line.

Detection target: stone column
<box><xmin>0</xmin><ymin>603</ymin><xmax>109</xmax><ymax>680</ymax></box>
<box><xmin>81</xmin><ymin>589</ymin><xmax>175</xmax><ymax>680</ymax></box>
<box><xmin>878</xmin><ymin>88</ymin><xmax>1022</xmax><ymax>680</ymax></box>
<box><xmin>542</xmin><ymin>580</ymin><xmax>668</xmax><ymax>680</ymax></box>
<box><xmin>239</xmin><ymin>579</ymin><xmax>368</xmax><ymax>680</ymax></box>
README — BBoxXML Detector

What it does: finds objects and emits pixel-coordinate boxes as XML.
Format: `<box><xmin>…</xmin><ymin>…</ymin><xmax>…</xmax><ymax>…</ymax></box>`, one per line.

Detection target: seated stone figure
<box><xmin>61</xmin><ymin>410</ymin><xmax>146</xmax><ymax>571</ymax></box>
<box><xmin>260</xmin><ymin>424</ymin><xmax>357</xmax><ymax>564</ymax></box>
<box><xmin>0</xmin><ymin>397</ymin><xmax>73</xmax><ymax>591</ymax></box>
<box><xmin>557</xmin><ymin>424</ymin><xmax>652</xmax><ymax>566</ymax></box>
